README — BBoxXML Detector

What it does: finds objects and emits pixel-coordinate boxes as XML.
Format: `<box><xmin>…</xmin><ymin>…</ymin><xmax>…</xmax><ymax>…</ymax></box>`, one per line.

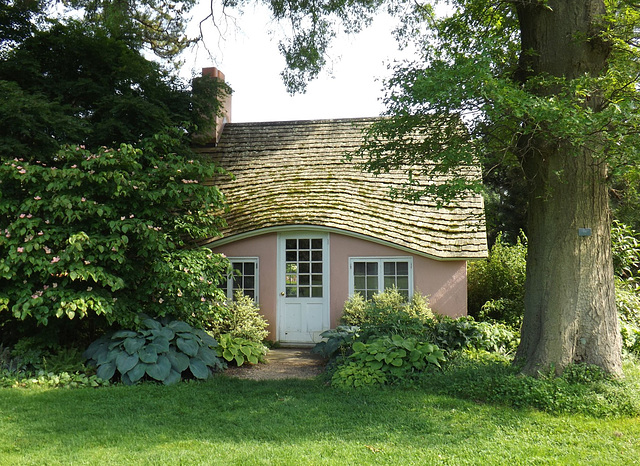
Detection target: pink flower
<box><xmin>34</xmin><ymin>196</ymin><xmax>41</xmax><ymax>200</ymax></box>
<box><xmin>17</xmin><ymin>247</ymin><xmax>24</xmax><ymax>253</ymax></box>
<box><xmin>51</xmin><ymin>256</ymin><xmax>60</xmax><ymax>263</ymax></box>
<box><xmin>19</xmin><ymin>214</ymin><xmax>26</xmax><ymax>219</ymax></box>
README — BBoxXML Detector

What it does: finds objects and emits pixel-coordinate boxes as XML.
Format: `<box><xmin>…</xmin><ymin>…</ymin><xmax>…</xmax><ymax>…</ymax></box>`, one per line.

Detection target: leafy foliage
<box><xmin>0</xmin><ymin>132</ymin><xmax>228</xmax><ymax>328</ymax></box>
<box><xmin>0</xmin><ymin>21</ymin><xmax>228</xmax><ymax>159</ymax></box>
<box><xmin>84</xmin><ymin>317</ymin><xmax>224</xmax><ymax>385</ymax></box>
<box><xmin>215</xmin><ymin>333</ymin><xmax>267</xmax><ymax>366</ymax></box>
<box><xmin>331</xmin><ymin>335</ymin><xmax>445</xmax><ymax>388</ymax></box>
<box><xmin>311</xmin><ymin>325</ymin><xmax>359</xmax><ymax>359</ymax></box>
<box><xmin>341</xmin><ymin>287</ymin><xmax>433</xmax><ymax>339</ymax></box>
<box><xmin>0</xmin><ymin>370</ymin><xmax>110</xmax><ymax>389</ymax></box>
<box><xmin>431</xmin><ymin>316</ymin><xmax>519</xmax><ymax>355</ymax></box>
<box><xmin>207</xmin><ymin>292</ymin><xmax>269</xmax><ymax>343</ymax></box>
<box><xmin>421</xmin><ymin>351</ymin><xmax>640</xmax><ymax>417</ymax></box>
<box><xmin>467</xmin><ymin>232</ymin><xmax>527</xmax><ymax>326</ymax></box>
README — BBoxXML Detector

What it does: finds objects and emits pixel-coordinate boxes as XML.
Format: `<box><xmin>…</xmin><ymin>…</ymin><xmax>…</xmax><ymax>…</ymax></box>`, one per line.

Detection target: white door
<box><xmin>277</xmin><ymin>233</ymin><xmax>329</xmax><ymax>343</ymax></box>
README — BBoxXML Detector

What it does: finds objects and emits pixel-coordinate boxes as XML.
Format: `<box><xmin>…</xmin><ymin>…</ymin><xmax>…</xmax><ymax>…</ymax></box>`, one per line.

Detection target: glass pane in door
<box><xmin>285</xmin><ymin>238</ymin><xmax>323</xmax><ymax>298</ymax></box>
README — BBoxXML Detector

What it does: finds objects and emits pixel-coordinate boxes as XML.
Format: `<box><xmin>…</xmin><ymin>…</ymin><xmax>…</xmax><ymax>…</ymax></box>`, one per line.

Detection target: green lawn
<box><xmin>1</xmin><ymin>376</ymin><xmax>638</xmax><ymax>465</ymax></box>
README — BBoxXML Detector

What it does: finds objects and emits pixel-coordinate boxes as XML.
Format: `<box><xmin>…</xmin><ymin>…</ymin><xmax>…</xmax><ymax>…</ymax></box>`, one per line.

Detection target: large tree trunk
<box><xmin>514</xmin><ymin>0</ymin><xmax>623</xmax><ymax>376</ymax></box>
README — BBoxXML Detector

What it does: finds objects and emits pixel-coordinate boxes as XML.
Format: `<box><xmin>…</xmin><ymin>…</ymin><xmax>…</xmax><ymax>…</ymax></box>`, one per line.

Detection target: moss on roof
<box><xmin>198</xmin><ymin>118</ymin><xmax>487</xmax><ymax>260</ymax></box>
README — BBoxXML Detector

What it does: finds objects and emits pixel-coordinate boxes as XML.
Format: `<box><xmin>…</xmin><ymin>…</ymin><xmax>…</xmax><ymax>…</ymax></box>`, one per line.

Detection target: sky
<box><xmin>180</xmin><ymin>2</ymin><xmax>413</xmax><ymax>123</ymax></box>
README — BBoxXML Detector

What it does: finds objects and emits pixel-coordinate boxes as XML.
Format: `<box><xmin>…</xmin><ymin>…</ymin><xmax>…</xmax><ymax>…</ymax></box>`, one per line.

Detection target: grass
<box><xmin>1</xmin><ymin>373</ymin><xmax>639</xmax><ymax>465</ymax></box>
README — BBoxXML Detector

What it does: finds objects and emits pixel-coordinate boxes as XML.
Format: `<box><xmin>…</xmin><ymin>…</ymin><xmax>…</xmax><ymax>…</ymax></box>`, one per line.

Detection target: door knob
<box><xmin>280</xmin><ymin>291</ymin><xmax>285</xmax><ymax>296</ymax></box>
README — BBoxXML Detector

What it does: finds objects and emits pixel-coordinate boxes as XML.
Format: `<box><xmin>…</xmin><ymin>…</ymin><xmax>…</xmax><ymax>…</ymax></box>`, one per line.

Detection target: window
<box><xmin>285</xmin><ymin>238</ymin><xmax>324</xmax><ymax>298</ymax></box>
<box><xmin>224</xmin><ymin>258</ymin><xmax>259</xmax><ymax>302</ymax></box>
<box><xmin>349</xmin><ymin>257</ymin><xmax>413</xmax><ymax>300</ymax></box>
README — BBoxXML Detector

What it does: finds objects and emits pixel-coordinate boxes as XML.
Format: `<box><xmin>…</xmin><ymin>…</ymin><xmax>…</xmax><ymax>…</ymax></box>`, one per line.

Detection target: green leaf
<box><xmin>163</xmin><ymin>369</ymin><xmax>181</xmax><ymax>386</ymax></box>
<box><xmin>168</xmin><ymin>321</ymin><xmax>193</xmax><ymax>333</ymax></box>
<box><xmin>352</xmin><ymin>341</ymin><xmax>366</xmax><ymax>352</ymax></box>
<box><xmin>166</xmin><ymin>349</ymin><xmax>190</xmax><ymax>372</ymax></box>
<box><xmin>197</xmin><ymin>346</ymin><xmax>219</xmax><ymax>366</ymax></box>
<box><xmin>146</xmin><ymin>355</ymin><xmax>171</xmax><ymax>381</ymax></box>
<box><xmin>195</xmin><ymin>329</ymin><xmax>217</xmax><ymax>347</ymax></box>
<box><xmin>138</xmin><ymin>345</ymin><xmax>159</xmax><ymax>364</ymax></box>
<box><xmin>149</xmin><ymin>336</ymin><xmax>170</xmax><ymax>353</ymax></box>
<box><xmin>83</xmin><ymin>338</ymin><xmax>108</xmax><ymax>360</ymax></box>
<box><xmin>113</xmin><ymin>330</ymin><xmax>138</xmax><ymax>339</ymax></box>
<box><xmin>189</xmin><ymin>358</ymin><xmax>210</xmax><ymax>379</ymax></box>
<box><xmin>96</xmin><ymin>362</ymin><xmax>116</xmax><ymax>381</ymax></box>
<box><xmin>234</xmin><ymin>354</ymin><xmax>245</xmax><ymax>366</ymax></box>
<box><xmin>176</xmin><ymin>337</ymin><xmax>199</xmax><ymax>357</ymax></box>
<box><xmin>116</xmin><ymin>351</ymin><xmax>139</xmax><ymax>374</ymax></box>
<box><xmin>155</xmin><ymin>327</ymin><xmax>175</xmax><ymax>340</ymax></box>
<box><xmin>142</xmin><ymin>318</ymin><xmax>161</xmax><ymax>330</ymax></box>
<box><xmin>126</xmin><ymin>362</ymin><xmax>147</xmax><ymax>383</ymax></box>
<box><xmin>390</xmin><ymin>358</ymin><xmax>403</xmax><ymax>367</ymax></box>
<box><xmin>247</xmin><ymin>355</ymin><xmax>258</xmax><ymax>365</ymax></box>
<box><xmin>123</xmin><ymin>337</ymin><xmax>146</xmax><ymax>355</ymax></box>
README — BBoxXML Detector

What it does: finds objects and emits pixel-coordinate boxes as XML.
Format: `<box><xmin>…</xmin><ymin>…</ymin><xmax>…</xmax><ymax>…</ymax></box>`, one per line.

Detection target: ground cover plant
<box><xmin>0</xmin><ymin>371</ymin><xmax>639</xmax><ymax>465</ymax></box>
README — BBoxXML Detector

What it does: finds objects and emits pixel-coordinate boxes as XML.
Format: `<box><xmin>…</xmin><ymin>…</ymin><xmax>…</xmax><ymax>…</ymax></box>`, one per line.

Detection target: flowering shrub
<box><xmin>0</xmin><ymin>129</ymin><xmax>229</xmax><ymax>328</ymax></box>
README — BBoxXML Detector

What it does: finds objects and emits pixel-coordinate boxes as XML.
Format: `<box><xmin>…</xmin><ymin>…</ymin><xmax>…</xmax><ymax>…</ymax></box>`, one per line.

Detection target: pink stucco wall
<box><xmin>210</xmin><ymin>233</ymin><xmax>279</xmax><ymax>339</ymax></box>
<box><xmin>328</xmin><ymin>234</ymin><xmax>467</xmax><ymax>328</ymax></box>
<box><xmin>210</xmin><ymin>230</ymin><xmax>468</xmax><ymax>341</ymax></box>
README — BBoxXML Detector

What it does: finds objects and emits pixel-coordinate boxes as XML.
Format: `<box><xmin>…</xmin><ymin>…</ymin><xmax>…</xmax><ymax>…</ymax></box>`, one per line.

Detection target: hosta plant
<box><xmin>216</xmin><ymin>333</ymin><xmax>267</xmax><ymax>366</ymax></box>
<box><xmin>331</xmin><ymin>335</ymin><xmax>446</xmax><ymax>388</ymax></box>
<box><xmin>84</xmin><ymin>317</ymin><xmax>224</xmax><ymax>385</ymax></box>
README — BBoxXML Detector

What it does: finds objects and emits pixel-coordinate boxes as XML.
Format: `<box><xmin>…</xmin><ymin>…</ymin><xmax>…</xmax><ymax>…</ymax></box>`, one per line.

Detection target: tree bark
<box><xmin>514</xmin><ymin>0</ymin><xmax>623</xmax><ymax>376</ymax></box>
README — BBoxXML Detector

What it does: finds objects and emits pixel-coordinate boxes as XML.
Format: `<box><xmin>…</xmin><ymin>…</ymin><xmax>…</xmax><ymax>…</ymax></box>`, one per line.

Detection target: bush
<box><xmin>331</xmin><ymin>335</ymin><xmax>446</xmax><ymax>388</ymax></box>
<box><xmin>311</xmin><ymin>325</ymin><xmax>359</xmax><ymax>359</ymax></box>
<box><xmin>420</xmin><ymin>351</ymin><xmax>640</xmax><ymax>417</ymax></box>
<box><xmin>0</xmin><ymin>132</ymin><xmax>229</xmax><ymax>330</ymax></box>
<box><xmin>84</xmin><ymin>316</ymin><xmax>224</xmax><ymax>385</ymax></box>
<box><xmin>215</xmin><ymin>333</ymin><xmax>267</xmax><ymax>366</ymax></box>
<box><xmin>341</xmin><ymin>288</ymin><xmax>433</xmax><ymax>339</ymax></box>
<box><xmin>431</xmin><ymin>316</ymin><xmax>520</xmax><ymax>355</ymax></box>
<box><xmin>207</xmin><ymin>292</ymin><xmax>269</xmax><ymax>343</ymax></box>
<box><xmin>467</xmin><ymin>233</ymin><xmax>527</xmax><ymax>327</ymax></box>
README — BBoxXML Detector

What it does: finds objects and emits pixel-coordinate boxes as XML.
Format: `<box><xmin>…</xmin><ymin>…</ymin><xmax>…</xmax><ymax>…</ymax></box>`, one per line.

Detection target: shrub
<box><xmin>84</xmin><ymin>317</ymin><xmax>224</xmax><ymax>385</ymax></box>
<box><xmin>341</xmin><ymin>288</ymin><xmax>433</xmax><ymax>339</ymax></box>
<box><xmin>215</xmin><ymin>334</ymin><xmax>267</xmax><ymax>366</ymax></box>
<box><xmin>207</xmin><ymin>292</ymin><xmax>269</xmax><ymax>343</ymax></box>
<box><xmin>331</xmin><ymin>335</ymin><xmax>446</xmax><ymax>388</ymax></box>
<box><xmin>311</xmin><ymin>325</ymin><xmax>359</xmax><ymax>359</ymax></box>
<box><xmin>431</xmin><ymin>316</ymin><xmax>520</xmax><ymax>355</ymax></box>
<box><xmin>0</xmin><ymin>131</ymin><xmax>229</xmax><ymax>330</ymax></box>
<box><xmin>418</xmin><ymin>351</ymin><xmax>640</xmax><ymax>417</ymax></box>
<box><xmin>467</xmin><ymin>233</ymin><xmax>526</xmax><ymax>327</ymax></box>
<box><xmin>611</xmin><ymin>220</ymin><xmax>640</xmax><ymax>280</ymax></box>
<box><xmin>0</xmin><ymin>370</ymin><xmax>109</xmax><ymax>389</ymax></box>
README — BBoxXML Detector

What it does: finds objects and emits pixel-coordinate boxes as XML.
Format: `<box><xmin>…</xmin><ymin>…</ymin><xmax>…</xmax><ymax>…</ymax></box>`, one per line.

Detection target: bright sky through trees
<box><xmin>181</xmin><ymin>2</ymin><xmax>412</xmax><ymax>122</ymax></box>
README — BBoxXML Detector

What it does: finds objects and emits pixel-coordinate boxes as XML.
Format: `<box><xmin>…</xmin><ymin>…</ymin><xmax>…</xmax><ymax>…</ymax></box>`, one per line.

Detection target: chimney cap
<box><xmin>202</xmin><ymin>67</ymin><xmax>225</xmax><ymax>81</ymax></box>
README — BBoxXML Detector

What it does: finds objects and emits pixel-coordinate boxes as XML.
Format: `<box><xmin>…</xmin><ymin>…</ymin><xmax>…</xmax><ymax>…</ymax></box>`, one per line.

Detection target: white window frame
<box><xmin>348</xmin><ymin>257</ymin><xmax>414</xmax><ymax>300</ymax></box>
<box><xmin>225</xmin><ymin>257</ymin><xmax>259</xmax><ymax>303</ymax></box>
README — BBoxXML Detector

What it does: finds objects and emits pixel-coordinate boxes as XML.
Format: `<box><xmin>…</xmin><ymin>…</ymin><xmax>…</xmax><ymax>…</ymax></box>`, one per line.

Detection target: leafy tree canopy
<box><xmin>0</xmin><ymin>15</ymin><xmax>232</xmax><ymax>342</ymax></box>
<box><xmin>0</xmin><ymin>20</ymin><xmax>226</xmax><ymax>160</ymax></box>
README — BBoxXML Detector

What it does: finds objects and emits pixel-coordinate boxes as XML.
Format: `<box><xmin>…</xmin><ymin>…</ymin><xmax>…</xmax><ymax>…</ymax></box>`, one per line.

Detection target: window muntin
<box><xmin>285</xmin><ymin>238</ymin><xmax>323</xmax><ymax>298</ymax></box>
<box><xmin>225</xmin><ymin>258</ymin><xmax>259</xmax><ymax>302</ymax></box>
<box><xmin>350</xmin><ymin>257</ymin><xmax>412</xmax><ymax>300</ymax></box>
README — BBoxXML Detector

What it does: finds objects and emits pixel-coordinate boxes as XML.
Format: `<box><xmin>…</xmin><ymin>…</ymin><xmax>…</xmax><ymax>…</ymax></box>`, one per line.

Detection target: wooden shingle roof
<box><xmin>199</xmin><ymin>118</ymin><xmax>487</xmax><ymax>260</ymax></box>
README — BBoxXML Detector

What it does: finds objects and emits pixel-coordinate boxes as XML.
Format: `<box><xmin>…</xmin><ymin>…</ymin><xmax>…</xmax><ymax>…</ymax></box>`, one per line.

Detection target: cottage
<box><xmin>197</xmin><ymin>68</ymin><xmax>487</xmax><ymax>344</ymax></box>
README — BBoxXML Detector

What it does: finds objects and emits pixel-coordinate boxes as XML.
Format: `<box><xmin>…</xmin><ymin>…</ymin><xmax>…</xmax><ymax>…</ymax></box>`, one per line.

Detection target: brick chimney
<box><xmin>201</xmin><ymin>67</ymin><xmax>231</xmax><ymax>144</ymax></box>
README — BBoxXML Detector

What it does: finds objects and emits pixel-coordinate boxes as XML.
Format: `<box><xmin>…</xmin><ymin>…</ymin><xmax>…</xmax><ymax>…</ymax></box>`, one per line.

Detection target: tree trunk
<box><xmin>514</xmin><ymin>0</ymin><xmax>623</xmax><ymax>376</ymax></box>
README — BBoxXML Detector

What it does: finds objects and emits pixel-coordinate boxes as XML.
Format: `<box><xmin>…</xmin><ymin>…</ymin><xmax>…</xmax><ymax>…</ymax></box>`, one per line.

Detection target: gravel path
<box><xmin>222</xmin><ymin>348</ymin><xmax>326</xmax><ymax>380</ymax></box>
